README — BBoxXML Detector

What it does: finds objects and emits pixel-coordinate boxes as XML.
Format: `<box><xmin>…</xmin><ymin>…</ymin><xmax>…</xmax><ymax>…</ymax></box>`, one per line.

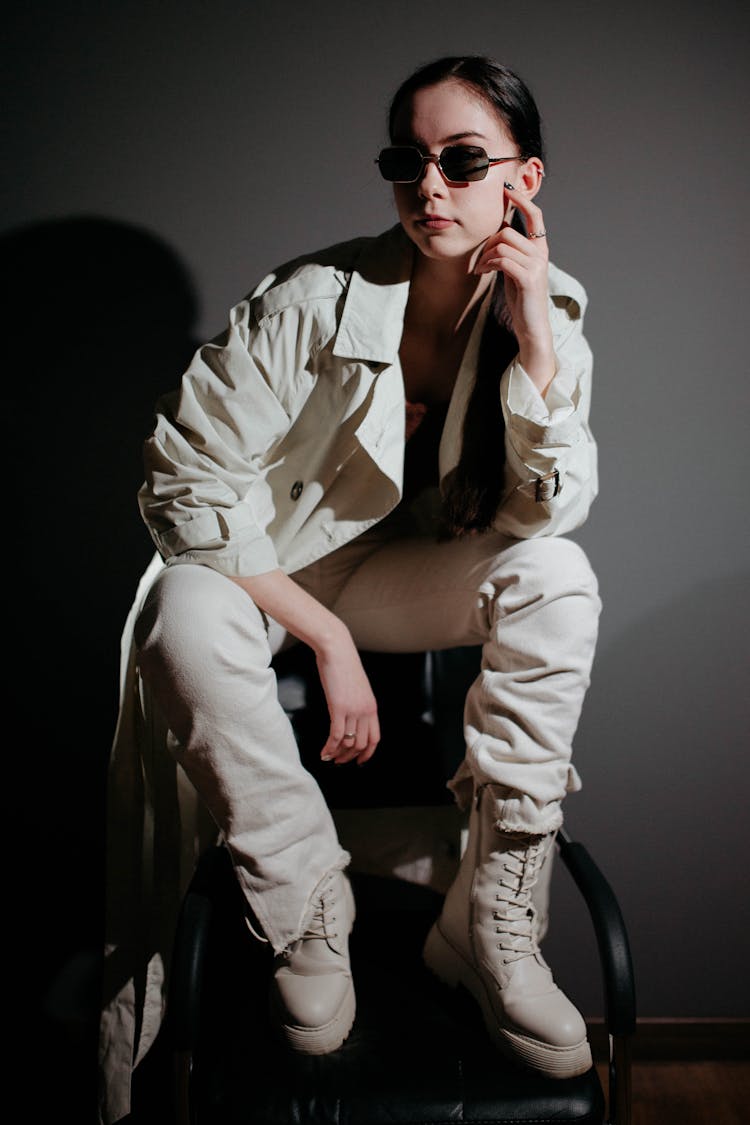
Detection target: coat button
<box><xmin>290</xmin><ymin>480</ymin><xmax>304</xmax><ymax>501</ymax></box>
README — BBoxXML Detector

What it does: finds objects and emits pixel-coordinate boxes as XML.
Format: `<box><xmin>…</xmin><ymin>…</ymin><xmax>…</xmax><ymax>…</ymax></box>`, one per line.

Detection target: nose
<box><xmin>417</xmin><ymin>155</ymin><xmax>446</xmax><ymax>196</ymax></box>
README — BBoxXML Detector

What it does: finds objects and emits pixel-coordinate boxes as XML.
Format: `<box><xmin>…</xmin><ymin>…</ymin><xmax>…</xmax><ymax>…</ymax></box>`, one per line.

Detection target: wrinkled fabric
<box><xmin>139</xmin><ymin>224</ymin><xmax>597</xmax><ymax>578</ymax></box>
<box><xmin>99</xmin><ymin>224</ymin><xmax>598</xmax><ymax>1123</ymax></box>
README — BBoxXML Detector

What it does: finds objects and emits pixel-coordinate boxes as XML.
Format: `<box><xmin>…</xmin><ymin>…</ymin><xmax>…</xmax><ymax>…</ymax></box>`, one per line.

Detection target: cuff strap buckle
<box><xmin>534</xmin><ymin>469</ymin><xmax>561</xmax><ymax>503</ymax></box>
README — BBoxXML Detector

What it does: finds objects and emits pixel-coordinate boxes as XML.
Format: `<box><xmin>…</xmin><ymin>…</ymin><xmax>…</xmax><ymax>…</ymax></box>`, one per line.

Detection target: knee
<box><xmin>488</xmin><ymin>537</ymin><xmax>601</xmax><ymax>617</ymax></box>
<box><xmin>133</xmin><ymin>564</ymin><xmax>275</xmax><ymax>746</ymax></box>
<box><xmin>135</xmin><ymin>562</ymin><xmax>263</xmax><ymax>670</ymax></box>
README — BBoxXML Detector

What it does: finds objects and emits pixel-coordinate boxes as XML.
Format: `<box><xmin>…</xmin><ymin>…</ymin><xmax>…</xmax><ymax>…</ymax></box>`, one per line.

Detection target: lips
<box><xmin>416</xmin><ymin>214</ymin><xmax>454</xmax><ymax>230</ymax></box>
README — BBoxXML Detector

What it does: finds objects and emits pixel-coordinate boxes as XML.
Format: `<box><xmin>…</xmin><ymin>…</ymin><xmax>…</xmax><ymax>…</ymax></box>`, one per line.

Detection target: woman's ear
<box><xmin>518</xmin><ymin>157</ymin><xmax>545</xmax><ymax>199</ymax></box>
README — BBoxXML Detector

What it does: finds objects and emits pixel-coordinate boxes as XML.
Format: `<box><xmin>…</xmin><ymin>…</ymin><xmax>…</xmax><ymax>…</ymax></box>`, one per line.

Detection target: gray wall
<box><xmin>8</xmin><ymin>1</ymin><xmax>748</xmax><ymax>1022</ymax></box>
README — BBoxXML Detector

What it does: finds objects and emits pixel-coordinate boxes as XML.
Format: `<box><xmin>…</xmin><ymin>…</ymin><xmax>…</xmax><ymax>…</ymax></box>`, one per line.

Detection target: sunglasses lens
<box><xmin>377</xmin><ymin>147</ymin><xmax>422</xmax><ymax>182</ymax></box>
<box><xmin>440</xmin><ymin>146</ymin><xmax>490</xmax><ymax>182</ymax></box>
<box><xmin>377</xmin><ymin>145</ymin><xmax>492</xmax><ymax>183</ymax></box>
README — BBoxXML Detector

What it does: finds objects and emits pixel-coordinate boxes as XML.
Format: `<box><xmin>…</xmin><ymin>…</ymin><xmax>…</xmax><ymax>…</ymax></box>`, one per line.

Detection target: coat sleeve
<box><xmin>138</xmin><ymin>292</ymin><xmax>313</xmax><ymax>577</ymax></box>
<box><xmin>494</xmin><ymin>280</ymin><xmax>598</xmax><ymax>539</ymax></box>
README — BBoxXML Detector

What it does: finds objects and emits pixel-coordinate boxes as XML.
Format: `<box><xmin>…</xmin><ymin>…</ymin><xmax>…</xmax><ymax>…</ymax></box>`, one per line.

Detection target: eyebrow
<box><xmin>393</xmin><ymin>130</ymin><xmax>488</xmax><ymax>145</ymax></box>
<box><xmin>442</xmin><ymin>131</ymin><xmax>488</xmax><ymax>143</ymax></box>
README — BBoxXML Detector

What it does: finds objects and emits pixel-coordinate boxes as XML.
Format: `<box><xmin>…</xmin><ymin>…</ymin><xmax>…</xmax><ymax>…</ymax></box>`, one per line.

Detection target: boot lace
<box><xmin>493</xmin><ymin>834</ymin><xmax>547</xmax><ymax>964</ymax></box>
<box><xmin>301</xmin><ymin>875</ymin><xmax>339</xmax><ymax>943</ymax></box>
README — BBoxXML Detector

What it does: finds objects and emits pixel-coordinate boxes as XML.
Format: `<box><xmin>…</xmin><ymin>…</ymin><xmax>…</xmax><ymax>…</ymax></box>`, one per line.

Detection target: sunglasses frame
<box><xmin>375</xmin><ymin>144</ymin><xmax>520</xmax><ymax>184</ymax></box>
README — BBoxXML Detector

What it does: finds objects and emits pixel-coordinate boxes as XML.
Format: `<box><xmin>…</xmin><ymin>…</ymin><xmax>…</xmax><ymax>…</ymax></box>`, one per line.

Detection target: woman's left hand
<box><xmin>474</xmin><ymin>185</ymin><xmax>556</xmax><ymax>395</ymax></box>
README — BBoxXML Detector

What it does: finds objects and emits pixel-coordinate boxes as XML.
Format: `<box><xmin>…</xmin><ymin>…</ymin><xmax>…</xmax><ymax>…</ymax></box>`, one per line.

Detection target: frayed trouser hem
<box><xmin>447</xmin><ymin>772</ymin><xmax>565</xmax><ymax>837</ymax></box>
<box><xmin>239</xmin><ymin>849</ymin><xmax>352</xmax><ymax>957</ymax></box>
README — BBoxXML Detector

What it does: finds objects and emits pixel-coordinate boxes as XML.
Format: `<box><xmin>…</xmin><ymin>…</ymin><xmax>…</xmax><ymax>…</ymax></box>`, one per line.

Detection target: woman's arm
<box><xmin>139</xmin><ymin>289</ymin><xmax>326</xmax><ymax>580</ymax></box>
<box><xmin>475</xmin><ymin>184</ymin><xmax>556</xmax><ymax>395</ymax></box>
<box><xmin>474</xmin><ymin>189</ymin><xmax>597</xmax><ymax>539</ymax></box>
<box><xmin>231</xmin><ymin>570</ymin><xmax>380</xmax><ymax>766</ymax></box>
<box><xmin>497</xmin><ymin>308</ymin><xmax>597</xmax><ymax>539</ymax></box>
<box><xmin>141</xmin><ymin>282</ymin><xmax>380</xmax><ymax>764</ymax></box>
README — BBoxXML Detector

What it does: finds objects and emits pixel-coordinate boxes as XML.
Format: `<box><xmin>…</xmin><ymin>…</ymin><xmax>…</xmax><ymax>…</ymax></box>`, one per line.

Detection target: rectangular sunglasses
<box><xmin>376</xmin><ymin>144</ymin><xmax>518</xmax><ymax>184</ymax></box>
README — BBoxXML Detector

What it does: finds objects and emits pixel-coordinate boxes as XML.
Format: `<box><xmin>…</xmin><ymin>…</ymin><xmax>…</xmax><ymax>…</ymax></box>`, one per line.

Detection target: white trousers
<box><xmin>135</xmin><ymin>523</ymin><xmax>600</xmax><ymax>955</ymax></box>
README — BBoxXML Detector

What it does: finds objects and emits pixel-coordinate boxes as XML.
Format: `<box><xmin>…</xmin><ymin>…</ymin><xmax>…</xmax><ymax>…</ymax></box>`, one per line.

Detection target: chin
<box><xmin>408</xmin><ymin>227</ymin><xmax>477</xmax><ymax>263</ymax></box>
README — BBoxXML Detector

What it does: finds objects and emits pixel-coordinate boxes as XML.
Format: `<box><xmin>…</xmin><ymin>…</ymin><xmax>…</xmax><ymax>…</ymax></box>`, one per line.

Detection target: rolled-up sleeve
<box><xmin>496</xmin><ymin>294</ymin><xmax>598</xmax><ymax>539</ymax></box>
<box><xmin>138</xmin><ymin>298</ymin><xmax>293</xmax><ymax>577</ymax></box>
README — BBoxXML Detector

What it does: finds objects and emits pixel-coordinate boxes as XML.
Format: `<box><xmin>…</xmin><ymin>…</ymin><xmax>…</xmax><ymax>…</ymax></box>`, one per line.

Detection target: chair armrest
<box><xmin>169</xmin><ymin>845</ymin><xmax>227</xmax><ymax>1052</ymax></box>
<box><xmin>556</xmin><ymin>829</ymin><xmax>636</xmax><ymax>1037</ymax></box>
<box><xmin>556</xmin><ymin>828</ymin><xmax>636</xmax><ymax>1125</ymax></box>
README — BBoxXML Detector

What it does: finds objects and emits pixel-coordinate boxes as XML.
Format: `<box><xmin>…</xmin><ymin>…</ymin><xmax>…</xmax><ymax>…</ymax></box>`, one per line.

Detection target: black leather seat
<box><xmin>163</xmin><ymin>647</ymin><xmax>636</xmax><ymax>1125</ymax></box>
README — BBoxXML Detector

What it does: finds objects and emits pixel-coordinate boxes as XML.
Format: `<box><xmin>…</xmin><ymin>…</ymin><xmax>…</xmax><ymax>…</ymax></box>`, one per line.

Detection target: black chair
<box><xmin>166</xmin><ymin>647</ymin><xmax>636</xmax><ymax>1125</ymax></box>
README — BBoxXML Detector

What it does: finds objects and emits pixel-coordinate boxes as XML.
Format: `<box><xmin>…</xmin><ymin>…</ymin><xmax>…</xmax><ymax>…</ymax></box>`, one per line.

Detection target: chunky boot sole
<box><xmin>270</xmin><ymin>979</ymin><xmax>356</xmax><ymax>1055</ymax></box>
<box><xmin>423</xmin><ymin>922</ymin><xmax>592</xmax><ymax>1079</ymax></box>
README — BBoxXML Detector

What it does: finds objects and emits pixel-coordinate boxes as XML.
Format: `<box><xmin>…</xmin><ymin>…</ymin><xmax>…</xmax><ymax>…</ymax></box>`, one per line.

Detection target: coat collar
<box><xmin>332</xmin><ymin>225</ymin><xmax>414</xmax><ymax>364</ymax></box>
<box><xmin>331</xmin><ymin>225</ymin><xmax>586</xmax><ymax>367</ymax></box>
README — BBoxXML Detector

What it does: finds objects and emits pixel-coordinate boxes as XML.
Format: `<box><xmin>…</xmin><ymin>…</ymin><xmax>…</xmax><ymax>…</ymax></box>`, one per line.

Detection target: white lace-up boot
<box><xmin>269</xmin><ymin>868</ymin><xmax>356</xmax><ymax>1054</ymax></box>
<box><xmin>423</xmin><ymin>784</ymin><xmax>591</xmax><ymax>1077</ymax></box>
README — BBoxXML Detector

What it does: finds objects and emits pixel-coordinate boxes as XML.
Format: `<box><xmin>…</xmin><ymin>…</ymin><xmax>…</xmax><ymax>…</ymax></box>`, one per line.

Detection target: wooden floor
<box><xmin>596</xmin><ymin>1060</ymin><xmax>750</xmax><ymax>1125</ymax></box>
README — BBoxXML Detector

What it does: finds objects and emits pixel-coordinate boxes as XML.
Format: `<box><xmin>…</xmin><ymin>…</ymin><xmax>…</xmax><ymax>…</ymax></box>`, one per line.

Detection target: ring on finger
<box><xmin>527</xmin><ymin>229</ymin><xmax>547</xmax><ymax>239</ymax></box>
<box><xmin>343</xmin><ymin>732</ymin><xmax>356</xmax><ymax>741</ymax></box>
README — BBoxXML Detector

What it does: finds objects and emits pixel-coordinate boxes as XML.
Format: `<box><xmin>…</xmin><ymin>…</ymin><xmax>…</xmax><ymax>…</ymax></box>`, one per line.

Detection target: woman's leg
<box><xmin>134</xmin><ymin>562</ymin><xmax>356</xmax><ymax>1051</ymax></box>
<box><xmin>330</xmin><ymin>531</ymin><xmax>601</xmax><ymax>1074</ymax></box>
<box><xmin>332</xmin><ymin>532</ymin><xmax>599</xmax><ymax>818</ymax></box>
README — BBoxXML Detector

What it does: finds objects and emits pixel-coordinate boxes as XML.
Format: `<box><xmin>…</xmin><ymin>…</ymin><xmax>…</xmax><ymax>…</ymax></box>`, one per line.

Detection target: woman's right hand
<box><xmin>315</xmin><ymin>623</ymin><xmax>381</xmax><ymax>765</ymax></box>
<box><xmin>231</xmin><ymin>568</ymin><xmax>380</xmax><ymax>765</ymax></box>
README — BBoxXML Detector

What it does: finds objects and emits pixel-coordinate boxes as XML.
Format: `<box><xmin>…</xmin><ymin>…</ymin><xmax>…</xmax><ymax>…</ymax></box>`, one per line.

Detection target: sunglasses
<box><xmin>375</xmin><ymin>144</ymin><xmax>519</xmax><ymax>184</ymax></box>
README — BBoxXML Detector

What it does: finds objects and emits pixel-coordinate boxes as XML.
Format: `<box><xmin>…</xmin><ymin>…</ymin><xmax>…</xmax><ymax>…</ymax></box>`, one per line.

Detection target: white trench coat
<box><xmin>99</xmin><ymin>223</ymin><xmax>597</xmax><ymax>1123</ymax></box>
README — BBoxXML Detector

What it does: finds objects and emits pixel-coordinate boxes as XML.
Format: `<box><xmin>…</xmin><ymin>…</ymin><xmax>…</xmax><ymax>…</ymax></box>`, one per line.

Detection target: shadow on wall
<box><xmin>3</xmin><ymin>215</ymin><xmax>198</xmax><ymax>1098</ymax></box>
<box><xmin>545</xmin><ymin>569</ymin><xmax>750</xmax><ymax>1018</ymax></box>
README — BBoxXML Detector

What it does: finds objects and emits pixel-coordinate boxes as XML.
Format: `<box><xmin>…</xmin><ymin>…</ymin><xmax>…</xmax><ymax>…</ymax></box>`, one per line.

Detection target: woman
<box><xmin>99</xmin><ymin>55</ymin><xmax>600</xmax><ymax>1123</ymax></box>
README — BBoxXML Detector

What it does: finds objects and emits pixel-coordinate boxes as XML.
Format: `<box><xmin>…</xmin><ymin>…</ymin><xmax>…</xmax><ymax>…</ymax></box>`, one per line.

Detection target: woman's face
<box><xmin>390</xmin><ymin>79</ymin><xmax>522</xmax><ymax>267</ymax></box>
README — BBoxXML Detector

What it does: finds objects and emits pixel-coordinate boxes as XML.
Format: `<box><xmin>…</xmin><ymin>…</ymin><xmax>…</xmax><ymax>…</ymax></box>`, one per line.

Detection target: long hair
<box><xmin>387</xmin><ymin>56</ymin><xmax>547</xmax><ymax>537</ymax></box>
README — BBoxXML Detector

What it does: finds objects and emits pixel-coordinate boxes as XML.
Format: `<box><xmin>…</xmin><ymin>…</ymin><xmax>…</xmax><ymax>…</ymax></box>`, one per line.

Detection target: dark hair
<box><xmin>389</xmin><ymin>56</ymin><xmax>546</xmax><ymax>537</ymax></box>
<box><xmin>388</xmin><ymin>55</ymin><xmax>545</xmax><ymax>166</ymax></box>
